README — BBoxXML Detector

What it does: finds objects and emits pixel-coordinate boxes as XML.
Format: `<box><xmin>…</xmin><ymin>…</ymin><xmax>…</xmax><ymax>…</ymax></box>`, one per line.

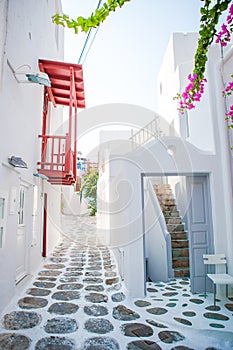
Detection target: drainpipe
<box><xmin>211</xmin><ymin>47</ymin><xmax>233</xmax><ymax>268</ymax></box>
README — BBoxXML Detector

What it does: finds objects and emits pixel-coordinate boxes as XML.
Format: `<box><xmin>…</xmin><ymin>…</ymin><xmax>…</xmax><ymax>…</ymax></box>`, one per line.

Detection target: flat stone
<box><xmin>38</xmin><ymin>270</ymin><xmax>61</xmax><ymax>277</ymax></box>
<box><xmin>154</xmin><ymin>283</ymin><xmax>164</xmax><ymax>287</ymax></box>
<box><xmin>105</xmin><ymin>265</ymin><xmax>116</xmax><ymax>271</ymax></box>
<box><xmin>146</xmin><ymin>307</ymin><xmax>168</xmax><ymax>315</ymax></box>
<box><xmin>85</xmin><ymin>271</ymin><xmax>102</xmax><ymax>277</ymax></box>
<box><xmin>60</xmin><ymin>277</ymin><xmax>80</xmax><ymax>283</ymax></box>
<box><xmin>166</xmin><ymin>303</ymin><xmax>176</xmax><ymax>307</ymax></box>
<box><xmin>173</xmin><ymin>317</ymin><xmax>192</xmax><ymax>326</ymax></box>
<box><xmin>35</xmin><ymin>336</ymin><xmax>76</xmax><ymax>350</ymax></box>
<box><xmin>165</xmin><ymin>286</ymin><xmax>176</xmax><ymax>290</ymax></box>
<box><xmin>57</xmin><ymin>283</ymin><xmax>83</xmax><ymax>290</ymax></box>
<box><xmin>86</xmin><ymin>266</ymin><xmax>102</xmax><ymax>271</ymax></box>
<box><xmin>85</xmin><ymin>285</ymin><xmax>104</xmax><ymax>292</ymax></box>
<box><xmin>147</xmin><ymin>288</ymin><xmax>158</xmax><ymax>293</ymax></box>
<box><xmin>18</xmin><ymin>297</ymin><xmax>48</xmax><ymax>309</ymax></box>
<box><xmin>209</xmin><ymin>323</ymin><xmax>225</xmax><ymax>328</ymax></box>
<box><xmin>84</xmin><ymin>318</ymin><xmax>113</xmax><ymax>334</ymax></box>
<box><xmin>44</xmin><ymin>317</ymin><xmax>78</xmax><ymax>333</ymax></box>
<box><xmin>205</xmin><ymin>305</ymin><xmax>221</xmax><ymax>311</ymax></box>
<box><xmin>44</xmin><ymin>263</ymin><xmax>65</xmax><ymax>269</ymax></box>
<box><xmin>225</xmin><ymin>303</ymin><xmax>233</xmax><ymax>311</ymax></box>
<box><xmin>52</xmin><ymin>291</ymin><xmax>81</xmax><ymax>301</ymax></box>
<box><xmin>103</xmin><ymin>263</ymin><xmax>114</xmax><ymax>269</ymax></box>
<box><xmin>83</xmin><ymin>278</ymin><xmax>103</xmax><ymax>284</ymax></box>
<box><xmin>203</xmin><ymin>312</ymin><xmax>229</xmax><ymax>321</ymax></box>
<box><xmin>50</xmin><ymin>257</ymin><xmax>68</xmax><ymax>263</ymax></box>
<box><xmin>85</xmin><ymin>293</ymin><xmax>108</xmax><ymax>303</ymax></box>
<box><xmin>84</xmin><ymin>305</ymin><xmax>108</xmax><ymax>317</ymax></box>
<box><xmin>172</xmin><ymin>285</ymin><xmax>183</xmax><ymax>289</ymax></box>
<box><xmin>26</xmin><ymin>288</ymin><xmax>51</xmax><ymax>296</ymax></box>
<box><xmin>158</xmin><ymin>330</ymin><xmax>185</xmax><ymax>344</ymax></box>
<box><xmin>162</xmin><ymin>292</ymin><xmax>178</xmax><ymax>297</ymax></box>
<box><xmin>88</xmin><ymin>262</ymin><xmax>102</xmax><ymax>266</ymax></box>
<box><xmin>111</xmin><ymin>292</ymin><xmax>126</xmax><ymax>302</ymax></box>
<box><xmin>189</xmin><ymin>298</ymin><xmax>204</xmax><ymax>304</ymax></box>
<box><xmin>182</xmin><ymin>311</ymin><xmax>196</xmax><ymax>317</ymax></box>
<box><xmin>179</xmin><ymin>281</ymin><xmax>189</xmax><ymax>285</ymax></box>
<box><xmin>33</xmin><ymin>281</ymin><xmax>56</xmax><ymax>289</ymax></box>
<box><xmin>121</xmin><ymin>323</ymin><xmax>153</xmax><ymax>337</ymax></box>
<box><xmin>146</xmin><ymin>319</ymin><xmax>168</xmax><ymax>328</ymax></box>
<box><xmin>66</xmin><ymin>267</ymin><xmax>83</xmax><ymax>272</ymax></box>
<box><xmin>171</xmin><ymin>347</ymin><xmax>194</xmax><ymax>350</ymax></box>
<box><xmin>106</xmin><ymin>277</ymin><xmax>119</xmax><ymax>285</ymax></box>
<box><xmin>0</xmin><ymin>333</ymin><xmax>31</xmax><ymax>350</ymax></box>
<box><xmin>113</xmin><ymin>305</ymin><xmax>140</xmax><ymax>321</ymax></box>
<box><xmin>37</xmin><ymin>277</ymin><xmax>57</xmax><ymax>282</ymax></box>
<box><xmin>64</xmin><ymin>272</ymin><xmax>83</xmax><ymax>277</ymax></box>
<box><xmin>107</xmin><ymin>283</ymin><xmax>122</xmax><ymax>293</ymax></box>
<box><xmin>84</xmin><ymin>337</ymin><xmax>120</xmax><ymax>350</ymax></box>
<box><xmin>3</xmin><ymin>311</ymin><xmax>41</xmax><ymax>330</ymax></box>
<box><xmin>127</xmin><ymin>340</ymin><xmax>162</xmax><ymax>349</ymax></box>
<box><xmin>48</xmin><ymin>302</ymin><xmax>79</xmax><ymax>315</ymax></box>
<box><xmin>105</xmin><ymin>271</ymin><xmax>117</xmax><ymax>277</ymax></box>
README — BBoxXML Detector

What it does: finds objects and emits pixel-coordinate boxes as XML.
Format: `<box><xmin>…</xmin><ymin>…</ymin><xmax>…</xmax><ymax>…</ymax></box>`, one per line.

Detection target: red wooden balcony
<box><xmin>37</xmin><ymin>60</ymin><xmax>85</xmax><ymax>185</ymax></box>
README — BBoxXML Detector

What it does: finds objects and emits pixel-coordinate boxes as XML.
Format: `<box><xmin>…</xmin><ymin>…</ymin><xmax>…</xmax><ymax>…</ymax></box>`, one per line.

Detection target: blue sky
<box><xmin>61</xmin><ymin>0</ymin><xmax>202</xmax><ymax>111</ymax></box>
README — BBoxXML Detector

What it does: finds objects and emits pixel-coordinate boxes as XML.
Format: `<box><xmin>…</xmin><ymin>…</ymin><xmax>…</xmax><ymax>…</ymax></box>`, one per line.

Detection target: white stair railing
<box><xmin>130</xmin><ymin>115</ymin><xmax>163</xmax><ymax>149</ymax></box>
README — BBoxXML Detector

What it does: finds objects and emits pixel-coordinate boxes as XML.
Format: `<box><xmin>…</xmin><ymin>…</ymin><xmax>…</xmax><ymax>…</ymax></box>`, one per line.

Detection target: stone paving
<box><xmin>0</xmin><ymin>215</ymin><xmax>233</xmax><ymax>349</ymax></box>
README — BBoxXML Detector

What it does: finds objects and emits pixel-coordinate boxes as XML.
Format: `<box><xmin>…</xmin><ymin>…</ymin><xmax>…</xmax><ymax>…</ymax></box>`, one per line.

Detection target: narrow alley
<box><xmin>0</xmin><ymin>215</ymin><xmax>232</xmax><ymax>349</ymax></box>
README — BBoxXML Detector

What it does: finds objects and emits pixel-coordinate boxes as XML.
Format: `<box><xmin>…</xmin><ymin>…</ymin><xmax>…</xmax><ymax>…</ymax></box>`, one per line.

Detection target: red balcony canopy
<box><xmin>39</xmin><ymin>59</ymin><xmax>85</xmax><ymax>108</ymax></box>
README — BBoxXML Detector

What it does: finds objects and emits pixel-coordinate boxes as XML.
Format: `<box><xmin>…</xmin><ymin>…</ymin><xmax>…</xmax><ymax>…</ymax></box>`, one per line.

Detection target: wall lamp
<box><xmin>7</xmin><ymin>60</ymin><xmax>51</xmax><ymax>87</ymax></box>
<box><xmin>8</xmin><ymin>156</ymin><xmax>28</xmax><ymax>168</ymax></box>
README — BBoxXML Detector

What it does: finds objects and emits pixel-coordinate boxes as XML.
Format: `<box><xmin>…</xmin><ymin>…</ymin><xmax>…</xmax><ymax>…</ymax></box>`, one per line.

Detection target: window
<box><xmin>0</xmin><ymin>192</ymin><xmax>7</xmax><ymax>249</ymax></box>
<box><xmin>0</xmin><ymin>197</ymin><xmax>5</xmax><ymax>219</ymax></box>
<box><xmin>18</xmin><ymin>188</ymin><xmax>25</xmax><ymax>225</ymax></box>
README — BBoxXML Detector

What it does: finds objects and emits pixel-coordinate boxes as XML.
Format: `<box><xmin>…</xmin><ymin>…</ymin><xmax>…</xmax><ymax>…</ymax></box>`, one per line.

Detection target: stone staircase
<box><xmin>153</xmin><ymin>184</ymin><xmax>189</xmax><ymax>278</ymax></box>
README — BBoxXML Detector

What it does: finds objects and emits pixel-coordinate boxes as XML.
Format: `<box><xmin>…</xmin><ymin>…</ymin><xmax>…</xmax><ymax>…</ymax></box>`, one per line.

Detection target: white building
<box><xmin>0</xmin><ymin>0</ymin><xmax>86</xmax><ymax>314</ymax></box>
<box><xmin>97</xmin><ymin>33</ymin><xmax>233</xmax><ymax>298</ymax></box>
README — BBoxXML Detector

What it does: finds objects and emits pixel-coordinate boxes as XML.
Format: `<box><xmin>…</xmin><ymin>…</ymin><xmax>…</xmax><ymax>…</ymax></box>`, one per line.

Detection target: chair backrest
<box><xmin>203</xmin><ymin>253</ymin><xmax>226</xmax><ymax>265</ymax></box>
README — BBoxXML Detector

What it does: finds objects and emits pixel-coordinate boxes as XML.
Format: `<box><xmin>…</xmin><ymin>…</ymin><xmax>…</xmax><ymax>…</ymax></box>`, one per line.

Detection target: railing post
<box><xmin>65</xmin><ymin>133</ymin><xmax>70</xmax><ymax>172</ymax></box>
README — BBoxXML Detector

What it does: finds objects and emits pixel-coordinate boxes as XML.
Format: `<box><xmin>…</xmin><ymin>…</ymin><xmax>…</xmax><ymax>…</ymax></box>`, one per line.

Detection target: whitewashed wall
<box><xmin>0</xmin><ymin>0</ymin><xmax>64</xmax><ymax>314</ymax></box>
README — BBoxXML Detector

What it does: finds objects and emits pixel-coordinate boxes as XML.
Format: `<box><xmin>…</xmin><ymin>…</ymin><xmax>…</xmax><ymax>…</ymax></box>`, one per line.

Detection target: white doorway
<box><xmin>16</xmin><ymin>184</ymin><xmax>28</xmax><ymax>282</ymax></box>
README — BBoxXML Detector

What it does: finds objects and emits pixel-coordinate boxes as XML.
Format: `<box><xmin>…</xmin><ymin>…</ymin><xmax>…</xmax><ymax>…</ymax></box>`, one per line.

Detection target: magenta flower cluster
<box><xmin>216</xmin><ymin>24</ymin><xmax>231</xmax><ymax>46</ymax></box>
<box><xmin>222</xmin><ymin>79</ymin><xmax>233</xmax><ymax>96</ymax></box>
<box><xmin>216</xmin><ymin>4</ymin><xmax>233</xmax><ymax>46</ymax></box>
<box><xmin>178</xmin><ymin>74</ymin><xmax>207</xmax><ymax>113</ymax></box>
<box><xmin>225</xmin><ymin>106</ymin><xmax>233</xmax><ymax>128</ymax></box>
<box><xmin>223</xmin><ymin>78</ymin><xmax>233</xmax><ymax>128</ymax></box>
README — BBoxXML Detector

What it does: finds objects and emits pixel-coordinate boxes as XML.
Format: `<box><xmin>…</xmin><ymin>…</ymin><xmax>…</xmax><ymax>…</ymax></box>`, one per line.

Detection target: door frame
<box><xmin>42</xmin><ymin>193</ymin><xmax>47</xmax><ymax>257</ymax></box>
<box><xmin>141</xmin><ymin>171</ymin><xmax>214</xmax><ymax>293</ymax></box>
<box><xmin>186</xmin><ymin>175</ymin><xmax>214</xmax><ymax>293</ymax></box>
<box><xmin>16</xmin><ymin>182</ymin><xmax>30</xmax><ymax>283</ymax></box>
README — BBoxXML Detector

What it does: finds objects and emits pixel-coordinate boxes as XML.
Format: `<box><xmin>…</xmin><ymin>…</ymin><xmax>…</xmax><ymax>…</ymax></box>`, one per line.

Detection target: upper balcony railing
<box><xmin>129</xmin><ymin>116</ymin><xmax>163</xmax><ymax>149</ymax></box>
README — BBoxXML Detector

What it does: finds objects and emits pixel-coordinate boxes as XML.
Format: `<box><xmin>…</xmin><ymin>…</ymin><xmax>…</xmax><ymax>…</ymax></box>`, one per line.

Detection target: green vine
<box><xmin>52</xmin><ymin>0</ymin><xmax>131</xmax><ymax>33</ymax></box>
<box><xmin>174</xmin><ymin>0</ymin><xmax>231</xmax><ymax>111</ymax></box>
<box><xmin>194</xmin><ymin>0</ymin><xmax>230</xmax><ymax>82</ymax></box>
<box><xmin>53</xmin><ymin>0</ymin><xmax>232</xmax><ymax>110</ymax></box>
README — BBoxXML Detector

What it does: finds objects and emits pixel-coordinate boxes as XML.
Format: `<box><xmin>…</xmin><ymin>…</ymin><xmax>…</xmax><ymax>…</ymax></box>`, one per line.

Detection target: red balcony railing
<box><xmin>37</xmin><ymin>134</ymin><xmax>76</xmax><ymax>184</ymax></box>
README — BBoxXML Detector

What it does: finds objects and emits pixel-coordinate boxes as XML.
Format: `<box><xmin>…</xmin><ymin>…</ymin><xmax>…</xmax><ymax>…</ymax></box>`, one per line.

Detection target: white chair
<box><xmin>203</xmin><ymin>253</ymin><xmax>233</xmax><ymax>306</ymax></box>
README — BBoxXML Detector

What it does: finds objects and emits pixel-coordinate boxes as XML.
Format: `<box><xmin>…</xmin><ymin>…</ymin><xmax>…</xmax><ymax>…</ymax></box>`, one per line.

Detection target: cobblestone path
<box><xmin>0</xmin><ymin>216</ymin><xmax>233</xmax><ymax>349</ymax></box>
